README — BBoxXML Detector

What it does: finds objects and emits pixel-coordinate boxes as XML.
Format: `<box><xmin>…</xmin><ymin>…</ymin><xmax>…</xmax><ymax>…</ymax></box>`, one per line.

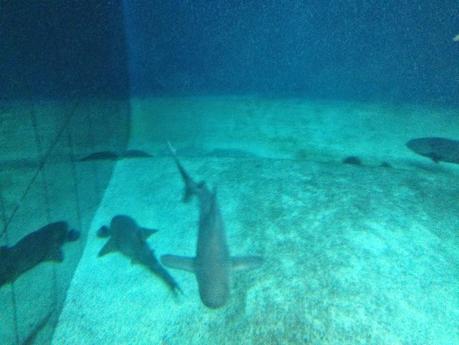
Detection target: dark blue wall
<box><xmin>125</xmin><ymin>0</ymin><xmax>459</xmax><ymax>105</ymax></box>
<box><xmin>1</xmin><ymin>1</ymin><xmax>458</xmax><ymax>105</ymax></box>
<box><xmin>0</xmin><ymin>1</ymin><xmax>130</xmax><ymax>100</ymax></box>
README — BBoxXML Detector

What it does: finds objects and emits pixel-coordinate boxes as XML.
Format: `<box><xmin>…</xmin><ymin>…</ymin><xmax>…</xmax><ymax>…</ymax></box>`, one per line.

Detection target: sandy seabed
<box><xmin>52</xmin><ymin>96</ymin><xmax>459</xmax><ymax>345</ymax></box>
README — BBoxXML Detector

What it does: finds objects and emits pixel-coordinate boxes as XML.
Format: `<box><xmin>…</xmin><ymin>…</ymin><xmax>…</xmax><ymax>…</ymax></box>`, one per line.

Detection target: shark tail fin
<box><xmin>161</xmin><ymin>255</ymin><xmax>195</xmax><ymax>273</ymax></box>
<box><xmin>167</xmin><ymin>141</ymin><xmax>201</xmax><ymax>203</ymax></box>
<box><xmin>231</xmin><ymin>256</ymin><xmax>263</xmax><ymax>271</ymax></box>
<box><xmin>67</xmin><ymin>229</ymin><xmax>80</xmax><ymax>242</ymax></box>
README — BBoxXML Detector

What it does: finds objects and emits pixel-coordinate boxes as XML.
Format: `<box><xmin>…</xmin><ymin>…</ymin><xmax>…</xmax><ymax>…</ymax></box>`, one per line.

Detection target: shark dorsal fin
<box><xmin>98</xmin><ymin>239</ymin><xmax>117</xmax><ymax>257</ymax></box>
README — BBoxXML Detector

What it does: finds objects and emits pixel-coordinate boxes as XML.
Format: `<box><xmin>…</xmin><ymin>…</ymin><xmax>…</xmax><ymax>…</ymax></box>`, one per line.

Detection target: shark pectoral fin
<box><xmin>231</xmin><ymin>256</ymin><xmax>263</xmax><ymax>272</ymax></box>
<box><xmin>182</xmin><ymin>190</ymin><xmax>193</xmax><ymax>203</ymax></box>
<box><xmin>98</xmin><ymin>239</ymin><xmax>116</xmax><ymax>257</ymax></box>
<box><xmin>140</xmin><ymin>227</ymin><xmax>158</xmax><ymax>240</ymax></box>
<box><xmin>67</xmin><ymin>229</ymin><xmax>80</xmax><ymax>242</ymax></box>
<box><xmin>160</xmin><ymin>255</ymin><xmax>195</xmax><ymax>273</ymax></box>
<box><xmin>97</xmin><ymin>226</ymin><xmax>110</xmax><ymax>238</ymax></box>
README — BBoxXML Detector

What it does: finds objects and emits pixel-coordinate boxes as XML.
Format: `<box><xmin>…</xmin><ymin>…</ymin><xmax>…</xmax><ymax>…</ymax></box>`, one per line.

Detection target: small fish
<box><xmin>453</xmin><ymin>34</ymin><xmax>459</xmax><ymax>42</ymax></box>
<box><xmin>342</xmin><ymin>155</ymin><xmax>362</xmax><ymax>166</ymax></box>
<box><xmin>0</xmin><ymin>222</ymin><xmax>80</xmax><ymax>287</ymax></box>
<box><xmin>97</xmin><ymin>215</ymin><xmax>181</xmax><ymax>294</ymax></box>
<box><xmin>406</xmin><ymin>137</ymin><xmax>459</xmax><ymax>164</ymax></box>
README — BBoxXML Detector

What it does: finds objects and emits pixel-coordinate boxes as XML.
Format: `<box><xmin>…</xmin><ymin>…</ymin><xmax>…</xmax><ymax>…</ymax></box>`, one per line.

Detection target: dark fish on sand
<box><xmin>0</xmin><ymin>222</ymin><xmax>80</xmax><ymax>287</ymax></box>
<box><xmin>80</xmin><ymin>150</ymin><xmax>152</xmax><ymax>161</ymax></box>
<box><xmin>406</xmin><ymin>137</ymin><xmax>459</xmax><ymax>164</ymax></box>
<box><xmin>161</xmin><ymin>142</ymin><xmax>263</xmax><ymax>309</ymax></box>
<box><xmin>79</xmin><ymin>151</ymin><xmax>119</xmax><ymax>161</ymax></box>
<box><xmin>342</xmin><ymin>155</ymin><xmax>362</xmax><ymax>166</ymax></box>
<box><xmin>123</xmin><ymin>149</ymin><xmax>153</xmax><ymax>158</ymax></box>
<box><xmin>97</xmin><ymin>215</ymin><xmax>181</xmax><ymax>294</ymax></box>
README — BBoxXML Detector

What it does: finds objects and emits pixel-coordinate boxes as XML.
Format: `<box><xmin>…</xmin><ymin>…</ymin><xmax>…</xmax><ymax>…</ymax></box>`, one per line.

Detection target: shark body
<box><xmin>406</xmin><ymin>137</ymin><xmax>459</xmax><ymax>164</ymax></box>
<box><xmin>97</xmin><ymin>215</ymin><xmax>181</xmax><ymax>294</ymax></box>
<box><xmin>161</xmin><ymin>143</ymin><xmax>263</xmax><ymax>308</ymax></box>
<box><xmin>0</xmin><ymin>221</ymin><xmax>80</xmax><ymax>287</ymax></box>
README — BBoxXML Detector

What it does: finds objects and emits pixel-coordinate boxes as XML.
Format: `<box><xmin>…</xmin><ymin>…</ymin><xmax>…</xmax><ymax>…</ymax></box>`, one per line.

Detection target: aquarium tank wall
<box><xmin>1</xmin><ymin>1</ymin><xmax>458</xmax><ymax>345</ymax></box>
<box><xmin>123</xmin><ymin>0</ymin><xmax>458</xmax><ymax>105</ymax></box>
<box><xmin>0</xmin><ymin>1</ymin><xmax>130</xmax><ymax>345</ymax></box>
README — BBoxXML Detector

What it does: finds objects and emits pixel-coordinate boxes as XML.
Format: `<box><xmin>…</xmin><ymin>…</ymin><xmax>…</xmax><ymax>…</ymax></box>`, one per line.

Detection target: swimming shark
<box><xmin>406</xmin><ymin>137</ymin><xmax>459</xmax><ymax>164</ymax></box>
<box><xmin>0</xmin><ymin>221</ymin><xmax>80</xmax><ymax>287</ymax></box>
<box><xmin>97</xmin><ymin>215</ymin><xmax>181</xmax><ymax>294</ymax></box>
<box><xmin>161</xmin><ymin>143</ymin><xmax>263</xmax><ymax>309</ymax></box>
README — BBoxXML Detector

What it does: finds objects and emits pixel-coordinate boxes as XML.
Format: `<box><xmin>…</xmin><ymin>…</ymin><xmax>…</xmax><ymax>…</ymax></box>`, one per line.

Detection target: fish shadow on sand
<box><xmin>0</xmin><ymin>221</ymin><xmax>80</xmax><ymax>287</ymax></box>
<box><xmin>97</xmin><ymin>215</ymin><xmax>181</xmax><ymax>295</ymax></box>
<box><xmin>79</xmin><ymin>149</ymin><xmax>153</xmax><ymax>162</ymax></box>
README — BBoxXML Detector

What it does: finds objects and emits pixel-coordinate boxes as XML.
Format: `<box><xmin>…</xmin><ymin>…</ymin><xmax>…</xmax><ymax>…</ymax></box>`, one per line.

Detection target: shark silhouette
<box><xmin>0</xmin><ymin>221</ymin><xmax>80</xmax><ymax>287</ymax></box>
<box><xmin>406</xmin><ymin>137</ymin><xmax>459</xmax><ymax>164</ymax></box>
<box><xmin>79</xmin><ymin>149</ymin><xmax>152</xmax><ymax>162</ymax></box>
<box><xmin>97</xmin><ymin>215</ymin><xmax>181</xmax><ymax>294</ymax></box>
<box><xmin>161</xmin><ymin>143</ymin><xmax>263</xmax><ymax>308</ymax></box>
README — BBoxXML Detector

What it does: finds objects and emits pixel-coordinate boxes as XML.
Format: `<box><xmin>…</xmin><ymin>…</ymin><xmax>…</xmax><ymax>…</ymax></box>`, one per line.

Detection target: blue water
<box><xmin>121</xmin><ymin>0</ymin><xmax>459</xmax><ymax>105</ymax></box>
<box><xmin>2</xmin><ymin>1</ymin><xmax>457</xmax><ymax>105</ymax></box>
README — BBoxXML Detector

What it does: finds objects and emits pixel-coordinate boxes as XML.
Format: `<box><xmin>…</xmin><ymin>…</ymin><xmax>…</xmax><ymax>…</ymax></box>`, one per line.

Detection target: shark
<box><xmin>161</xmin><ymin>143</ymin><xmax>263</xmax><ymax>309</ymax></box>
<box><xmin>406</xmin><ymin>137</ymin><xmax>459</xmax><ymax>164</ymax></box>
<box><xmin>0</xmin><ymin>221</ymin><xmax>80</xmax><ymax>287</ymax></box>
<box><xmin>97</xmin><ymin>215</ymin><xmax>181</xmax><ymax>294</ymax></box>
